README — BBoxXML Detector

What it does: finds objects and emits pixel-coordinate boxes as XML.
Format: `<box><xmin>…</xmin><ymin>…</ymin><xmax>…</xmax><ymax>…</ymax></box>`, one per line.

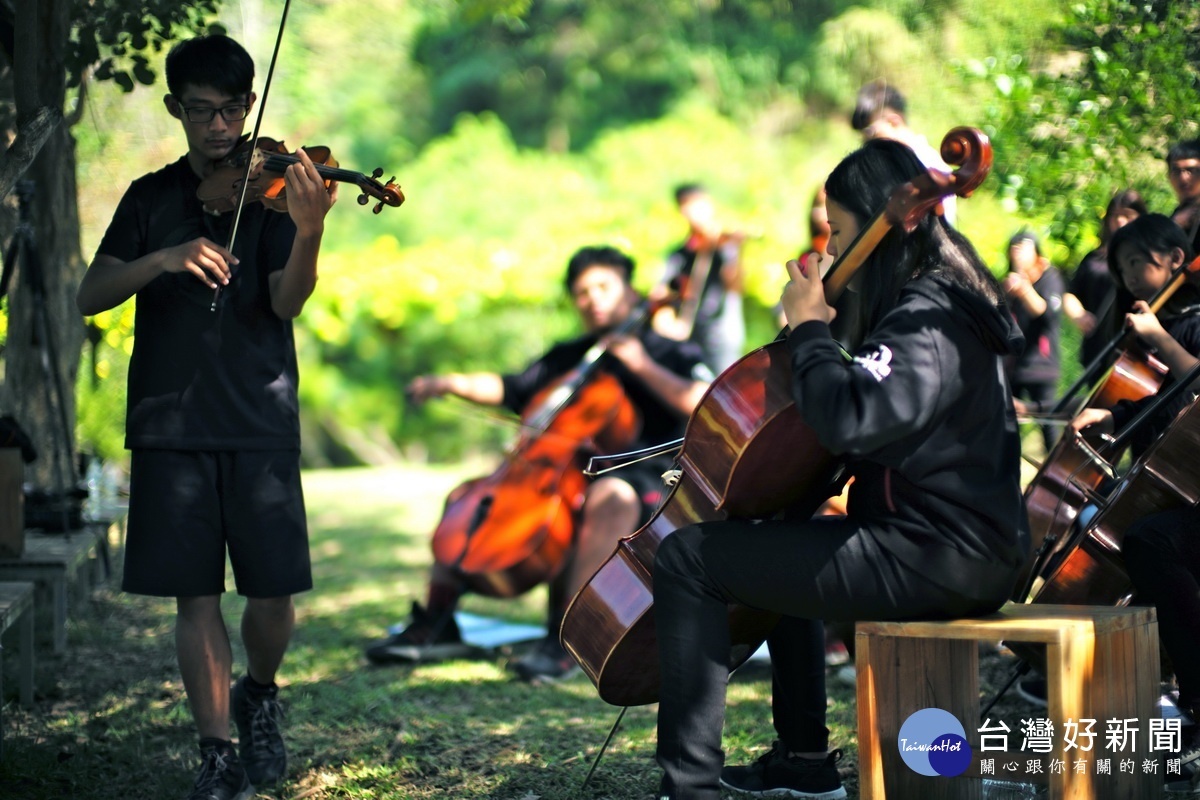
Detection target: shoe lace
<box><xmin>192</xmin><ymin>749</ymin><xmax>233</xmax><ymax>795</ymax></box>
<box><xmin>245</xmin><ymin>695</ymin><xmax>286</xmax><ymax>758</ymax></box>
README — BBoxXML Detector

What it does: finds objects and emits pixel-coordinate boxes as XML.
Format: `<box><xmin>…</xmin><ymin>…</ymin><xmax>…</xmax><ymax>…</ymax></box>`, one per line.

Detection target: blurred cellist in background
<box><xmin>365</xmin><ymin>245</ymin><xmax>711</xmax><ymax>682</ymax></box>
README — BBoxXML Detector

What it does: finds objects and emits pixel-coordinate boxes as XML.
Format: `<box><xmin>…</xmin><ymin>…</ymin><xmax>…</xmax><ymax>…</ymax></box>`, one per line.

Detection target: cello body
<box><xmin>1029</xmin><ymin>395</ymin><xmax>1200</xmax><ymax>609</ymax></box>
<box><xmin>561</xmin><ymin>339</ymin><xmax>843</xmax><ymax>706</ymax></box>
<box><xmin>1014</xmin><ymin>347</ymin><xmax>1168</xmax><ymax>601</ymax></box>
<box><xmin>431</xmin><ymin>371</ymin><xmax>638</xmax><ymax>598</ymax></box>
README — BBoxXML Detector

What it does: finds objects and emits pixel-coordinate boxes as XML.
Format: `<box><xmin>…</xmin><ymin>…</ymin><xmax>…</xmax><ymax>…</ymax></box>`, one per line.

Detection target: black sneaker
<box><xmin>509</xmin><ymin>636</ymin><xmax>580</xmax><ymax>683</ymax></box>
<box><xmin>186</xmin><ymin>739</ymin><xmax>253</xmax><ymax>800</ymax></box>
<box><xmin>720</xmin><ymin>742</ymin><xmax>847</xmax><ymax>799</ymax></box>
<box><xmin>1016</xmin><ymin>676</ymin><xmax>1048</xmax><ymax>708</ymax></box>
<box><xmin>365</xmin><ymin>601</ymin><xmax>477</xmax><ymax>664</ymax></box>
<box><xmin>231</xmin><ymin>676</ymin><xmax>287</xmax><ymax>788</ymax></box>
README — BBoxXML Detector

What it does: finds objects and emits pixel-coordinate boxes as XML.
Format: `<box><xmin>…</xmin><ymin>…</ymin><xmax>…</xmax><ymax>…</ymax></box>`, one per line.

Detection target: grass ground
<box><xmin>0</xmin><ymin>463</ymin><xmax>1074</xmax><ymax>799</ymax></box>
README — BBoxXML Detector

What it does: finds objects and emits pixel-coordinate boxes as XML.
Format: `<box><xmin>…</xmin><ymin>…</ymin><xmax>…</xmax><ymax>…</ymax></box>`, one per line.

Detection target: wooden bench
<box><xmin>856</xmin><ymin>603</ymin><xmax>1160</xmax><ymax>799</ymax></box>
<box><xmin>0</xmin><ymin>580</ymin><xmax>36</xmax><ymax>761</ymax></box>
<box><xmin>0</xmin><ymin>528</ymin><xmax>102</xmax><ymax>654</ymax></box>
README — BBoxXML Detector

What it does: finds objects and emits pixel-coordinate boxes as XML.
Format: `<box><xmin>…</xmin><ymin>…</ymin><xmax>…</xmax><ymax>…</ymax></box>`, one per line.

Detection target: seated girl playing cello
<box><xmin>1069</xmin><ymin>213</ymin><xmax>1200</xmax><ymax>458</ymax></box>
<box><xmin>1065</xmin><ymin>213</ymin><xmax>1200</xmax><ymax>790</ymax></box>
<box><xmin>651</xmin><ymin>138</ymin><xmax>1030</xmax><ymax>799</ymax></box>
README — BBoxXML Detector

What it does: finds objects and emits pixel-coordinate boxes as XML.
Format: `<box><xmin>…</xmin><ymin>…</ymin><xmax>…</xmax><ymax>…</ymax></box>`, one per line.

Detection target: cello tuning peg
<box><xmin>371</xmin><ymin>167</ymin><xmax>383</xmax><ymax>179</ymax></box>
<box><xmin>357</xmin><ymin>192</ymin><xmax>370</xmax><ymax>206</ymax></box>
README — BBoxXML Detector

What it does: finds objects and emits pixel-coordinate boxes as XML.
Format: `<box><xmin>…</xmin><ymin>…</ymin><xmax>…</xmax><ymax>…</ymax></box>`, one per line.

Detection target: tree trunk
<box><xmin>0</xmin><ymin>0</ymin><xmax>85</xmax><ymax>495</ymax></box>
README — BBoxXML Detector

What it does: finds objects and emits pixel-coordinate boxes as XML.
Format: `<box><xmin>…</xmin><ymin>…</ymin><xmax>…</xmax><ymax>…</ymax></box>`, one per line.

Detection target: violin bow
<box><xmin>210</xmin><ymin>0</ymin><xmax>294</xmax><ymax>312</ymax></box>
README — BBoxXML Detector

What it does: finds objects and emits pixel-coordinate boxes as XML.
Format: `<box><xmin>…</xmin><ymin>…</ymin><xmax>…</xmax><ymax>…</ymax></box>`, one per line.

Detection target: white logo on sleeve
<box><xmin>853</xmin><ymin>344</ymin><xmax>893</xmax><ymax>382</ymax></box>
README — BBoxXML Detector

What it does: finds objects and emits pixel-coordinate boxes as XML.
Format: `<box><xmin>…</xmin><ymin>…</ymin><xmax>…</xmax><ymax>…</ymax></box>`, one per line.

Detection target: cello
<box><xmin>1013</xmin><ymin>254</ymin><xmax>1200</xmax><ymax>601</ymax></box>
<box><xmin>1005</xmin><ymin>361</ymin><xmax>1200</xmax><ymax>673</ymax></box>
<box><xmin>428</xmin><ymin>304</ymin><xmax>656</xmax><ymax>599</ymax></box>
<box><xmin>560</xmin><ymin>127</ymin><xmax>993</xmax><ymax>707</ymax></box>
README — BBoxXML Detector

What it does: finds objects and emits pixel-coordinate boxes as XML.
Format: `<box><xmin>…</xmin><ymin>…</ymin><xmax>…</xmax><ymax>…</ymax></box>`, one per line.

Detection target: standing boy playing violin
<box><xmin>366</xmin><ymin>245</ymin><xmax>712</xmax><ymax>681</ymax></box>
<box><xmin>76</xmin><ymin>34</ymin><xmax>336</xmax><ymax>800</ymax></box>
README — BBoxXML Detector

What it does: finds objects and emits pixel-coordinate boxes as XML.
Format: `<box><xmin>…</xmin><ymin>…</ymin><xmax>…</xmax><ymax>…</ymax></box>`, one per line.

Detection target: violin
<box><xmin>196</xmin><ymin>135</ymin><xmax>404</xmax><ymax>216</ymax></box>
<box><xmin>560</xmin><ymin>128</ymin><xmax>993</xmax><ymax>706</ymax></box>
<box><xmin>653</xmin><ymin>230</ymin><xmax>750</xmax><ymax>344</ymax></box>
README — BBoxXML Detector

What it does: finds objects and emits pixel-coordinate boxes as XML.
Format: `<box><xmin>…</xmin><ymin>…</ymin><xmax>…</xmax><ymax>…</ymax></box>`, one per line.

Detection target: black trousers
<box><xmin>652</xmin><ymin>515</ymin><xmax>1016</xmax><ymax>799</ymax></box>
<box><xmin>1122</xmin><ymin>506</ymin><xmax>1200</xmax><ymax>713</ymax></box>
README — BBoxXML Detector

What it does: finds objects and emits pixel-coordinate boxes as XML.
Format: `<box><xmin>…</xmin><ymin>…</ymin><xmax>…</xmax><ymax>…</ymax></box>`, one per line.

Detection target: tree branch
<box><xmin>0</xmin><ymin>105</ymin><xmax>61</xmax><ymax>199</ymax></box>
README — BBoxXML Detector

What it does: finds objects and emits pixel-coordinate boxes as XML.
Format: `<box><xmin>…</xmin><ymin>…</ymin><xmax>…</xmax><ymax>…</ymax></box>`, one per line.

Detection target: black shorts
<box><xmin>123</xmin><ymin>449</ymin><xmax>312</xmax><ymax>598</ymax></box>
<box><xmin>619</xmin><ymin>457</ymin><xmax>675</xmax><ymax>526</ymax></box>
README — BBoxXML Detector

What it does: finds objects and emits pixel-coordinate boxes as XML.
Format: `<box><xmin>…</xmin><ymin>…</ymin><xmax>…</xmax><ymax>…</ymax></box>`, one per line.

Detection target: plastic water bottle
<box><xmin>83</xmin><ymin>458</ymin><xmax>102</xmax><ymax>522</ymax></box>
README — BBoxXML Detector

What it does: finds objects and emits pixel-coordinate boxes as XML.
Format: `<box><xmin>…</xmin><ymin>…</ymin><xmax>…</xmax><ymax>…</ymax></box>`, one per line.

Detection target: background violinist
<box><xmin>650</xmin><ymin>183</ymin><xmax>747</xmax><ymax>373</ymax></box>
<box><xmin>75</xmin><ymin>34</ymin><xmax>336</xmax><ymax>800</ymax></box>
<box><xmin>366</xmin><ymin>245</ymin><xmax>712</xmax><ymax>681</ymax></box>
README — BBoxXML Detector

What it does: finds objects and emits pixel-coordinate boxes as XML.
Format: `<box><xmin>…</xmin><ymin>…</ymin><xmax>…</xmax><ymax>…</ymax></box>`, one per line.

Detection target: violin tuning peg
<box><xmin>372</xmin><ymin>200</ymin><xmax>384</xmax><ymax>215</ymax></box>
<box><xmin>357</xmin><ymin>193</ymin><xmax>369</xmax><ymax>206</ymax></box>
<box><xmin>371</xmin><ymin>167</ymin><xmax>383</xmax><ymax>179</ymax></box>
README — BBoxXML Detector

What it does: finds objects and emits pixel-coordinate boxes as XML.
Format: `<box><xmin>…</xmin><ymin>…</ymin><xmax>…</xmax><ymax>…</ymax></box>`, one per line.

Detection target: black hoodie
<box><xmin>786</xmin><ymin>273</ymin><xmax>1030</xmax><ymax>601</ymax></box>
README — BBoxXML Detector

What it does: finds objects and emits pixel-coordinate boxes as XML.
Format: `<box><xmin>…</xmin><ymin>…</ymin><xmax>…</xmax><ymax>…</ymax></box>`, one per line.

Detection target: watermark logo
<box><xmin>898</xmin><ymin>708</ymin><xmax>973</xmax><ymax>777</ymax></box>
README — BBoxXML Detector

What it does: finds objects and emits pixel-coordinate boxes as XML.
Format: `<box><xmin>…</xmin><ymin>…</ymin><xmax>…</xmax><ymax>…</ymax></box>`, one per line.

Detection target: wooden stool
<box><xmin>856</xmin><ymin>603</ymin><xmax>1160</xmax><ymax>800</ymax></box>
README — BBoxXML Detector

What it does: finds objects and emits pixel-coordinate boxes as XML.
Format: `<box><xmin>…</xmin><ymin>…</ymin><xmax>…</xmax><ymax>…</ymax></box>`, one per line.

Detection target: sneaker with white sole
<box><xmin>720</xmin><ymin>741</ymin><xmax>847</xmax><ymax>799</ymax></box>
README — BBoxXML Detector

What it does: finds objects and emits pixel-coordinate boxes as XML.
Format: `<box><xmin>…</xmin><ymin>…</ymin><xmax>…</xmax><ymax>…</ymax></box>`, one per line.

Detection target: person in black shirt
<box><xmin>76</xmin><ymin>35</ymin><xmax>335</xmax><ymax>800</ymax></box>
<box><xmin>1168</xmin><ymin>139</ymin><xmax>1200</xmax><ymax>254</ymax></box>
<box><xmin>365</xmin><ymin>245</ymin><xmax>712</xmax><ymax>681</ymax></box>
<box><xmin>1065</xmin><ymin>190</ymin><xmax>1146</xmax><ymax>367</ymax></box>
<box><xmin>1004</xmin><ymin>230</ymin><xmax>1065</xmax><ymax>453</ymax></box>
<box><xmin>652</xmin><ymin>139</ymin><xmax>1028</xmax><ymax>800</ymax></box>
<box><xmin>651</xmin><ymin>184</ymin><xmax>747</xmax><ymax>373</ymax></box>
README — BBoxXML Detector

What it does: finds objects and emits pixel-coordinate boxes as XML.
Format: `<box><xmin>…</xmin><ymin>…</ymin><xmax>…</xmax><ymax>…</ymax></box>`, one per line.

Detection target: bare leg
<box><xmin>561</xmin><ymin>477</ymin><xmax>641</xmax><ymax>601</ymax></box>
<box><xmin>177</xmin><ymin>595</ymin><xmax>232</xmax><ymax>740</ymax></box>
<box><xmin>241</xmin><ymin>596</ymin><xmax>295</xmax><ymax>685</ymax></box>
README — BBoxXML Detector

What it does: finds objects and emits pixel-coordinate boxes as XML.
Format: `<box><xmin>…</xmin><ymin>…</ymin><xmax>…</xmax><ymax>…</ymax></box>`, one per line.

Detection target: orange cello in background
<box><xmin>560</xmin><ymin>127</ymin><xmax>993</xmax><ymax>707</ymax></box>
<box><xmin>428</xmin><ymin>305</ymin><xmax>664</xmax><ymax>599</ymax></box>
<box><xmin>197</xmin><ymin>135</ymin><xmax>405</xmax><ymax>215</ymax></box>
<box><xmin>1013</xmin><ymin>253</ymin><xmax>1200</xmax><ymax>602</ymax></box>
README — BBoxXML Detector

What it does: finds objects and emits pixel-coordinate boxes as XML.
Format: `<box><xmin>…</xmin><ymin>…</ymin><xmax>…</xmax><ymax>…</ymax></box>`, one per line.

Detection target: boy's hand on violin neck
<box><xmin>285</xmin><ymin>147</ymin><xmax>337</xmax><ymax>234</ymax></box>
<box><xmin>165</xmin><ymin>237</ymin><xmax>236</xmax><ymax>289</ymax></box>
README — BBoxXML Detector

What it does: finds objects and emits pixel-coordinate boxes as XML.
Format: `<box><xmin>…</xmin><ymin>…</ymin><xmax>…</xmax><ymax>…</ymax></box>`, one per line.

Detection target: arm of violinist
<box><xmin>1125</xmin><ymin>300</ymin><xmax>1200</xmax><ymax>379</ymax></box>
<box><xmin>1002</xmin><ymin>272</ymin><xmax>1049</xmax><ymax>318</ymax></box>
<box><xmin>77</xmin><ymin>240</ymin><xmax>238</xmax><ymax>316</ymax></box>
<box><xmin>406</xmin><ymin>373</ymin><xmax>505</xmax><ymax>407</ymax></box>
<box><xmin>1064</xmin><ymin>292</ymin><xmax>1097</xmax><ymax>336</ymax></box>
<box><xmin>604</xmin><ymin>335</ymin><xmax>709</xmax><ymax>417</ymax></box>
<box><xmin>269</xmin><ymin>147</ymin><xmax>338</xmax><ymax>319</ymax></box>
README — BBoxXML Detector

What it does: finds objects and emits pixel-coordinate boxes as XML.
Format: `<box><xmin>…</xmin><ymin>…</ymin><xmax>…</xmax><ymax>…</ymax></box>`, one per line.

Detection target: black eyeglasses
<box><xmin>179</xmin><ymin>104</ymin><xmax>251</xmax><ymax>124</ymax></box>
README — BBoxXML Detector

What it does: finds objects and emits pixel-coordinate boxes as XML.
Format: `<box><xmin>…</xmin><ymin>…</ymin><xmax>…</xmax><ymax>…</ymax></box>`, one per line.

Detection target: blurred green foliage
<box><xmin>70</xmin><ymin>0</ymin><xmax>1182</xmax><ymax>467</ymax></box>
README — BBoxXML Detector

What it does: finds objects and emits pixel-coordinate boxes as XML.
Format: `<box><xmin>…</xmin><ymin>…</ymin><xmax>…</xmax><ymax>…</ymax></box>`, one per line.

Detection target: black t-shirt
<box><xmin>500</xmin><ymin>329</ymin><xmax>710</xmax><ymax>451</ymax></box>
<box><xmin>1010</xmin><ymin>266</ymin><xmax>1065</xmax><ymax>386</ymax></box>
<box><xmin>95</xmin><ymin>156</ymin><xmax>301</xmax><ymax>450</ymax></box>
<box><xmin>1069</xmin><ymin>247</ymin><xmax>1123</xmax><ymax>366</ymax></box>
